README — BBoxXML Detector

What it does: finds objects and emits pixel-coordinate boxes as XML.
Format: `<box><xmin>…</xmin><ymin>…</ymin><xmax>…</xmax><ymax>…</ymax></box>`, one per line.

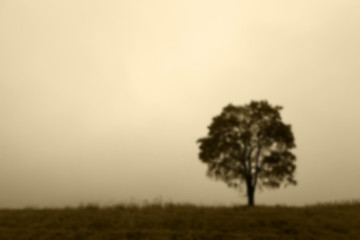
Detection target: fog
<box><xmin>1</xmin><ymin>0</ymin><xmax>360</xmax><ymax>208</ymax></box>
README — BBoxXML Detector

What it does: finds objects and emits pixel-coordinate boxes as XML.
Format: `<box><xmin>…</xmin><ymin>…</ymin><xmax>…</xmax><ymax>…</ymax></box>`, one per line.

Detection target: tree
<box><xmin>197</xmin><ymin>100</ymin><xmax>296</xmax><ymax>206</ymax></box>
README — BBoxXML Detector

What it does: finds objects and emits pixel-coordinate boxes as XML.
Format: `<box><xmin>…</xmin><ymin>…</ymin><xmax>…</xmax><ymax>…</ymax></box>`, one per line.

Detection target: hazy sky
<box><xmin>1</xmin><ymin>0</ymin><xmax>360</xmax><ymax>208</ymax></box>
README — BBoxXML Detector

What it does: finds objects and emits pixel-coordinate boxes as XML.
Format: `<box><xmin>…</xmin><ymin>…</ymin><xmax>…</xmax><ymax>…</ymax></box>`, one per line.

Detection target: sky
<box><xmin>1</xmin><ymin>0</ymin><xmax>360</xmax><ymax>208</ymax></box>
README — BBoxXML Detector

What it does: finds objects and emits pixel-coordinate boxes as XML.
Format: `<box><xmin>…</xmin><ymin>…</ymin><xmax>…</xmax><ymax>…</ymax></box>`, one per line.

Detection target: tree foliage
<box><xmin>197</xmin><ymin>100</ymin><xmax>296</xmax><ymax>205</ymax></box>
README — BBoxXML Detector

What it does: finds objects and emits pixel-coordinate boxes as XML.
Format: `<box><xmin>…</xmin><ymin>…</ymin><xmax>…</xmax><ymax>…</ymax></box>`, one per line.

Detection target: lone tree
<box><xmin>197</xmin><ymin>100</ymin><xmax>296</xmax><ymax>206</ymax></box>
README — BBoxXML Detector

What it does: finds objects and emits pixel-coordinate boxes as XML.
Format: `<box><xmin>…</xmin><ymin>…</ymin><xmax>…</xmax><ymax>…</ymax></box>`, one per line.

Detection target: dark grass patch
<box><xmin>0</xmin><ymin>201</ymin><xmax>359</xmax><ymax>240</ymax></box>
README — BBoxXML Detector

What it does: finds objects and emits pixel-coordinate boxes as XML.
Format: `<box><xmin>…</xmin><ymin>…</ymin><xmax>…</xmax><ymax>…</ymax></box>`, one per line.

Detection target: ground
<box><xmin>0</xmin><ymin>201</ymin><xmax>359</xmax><ymax>240</ymax></box>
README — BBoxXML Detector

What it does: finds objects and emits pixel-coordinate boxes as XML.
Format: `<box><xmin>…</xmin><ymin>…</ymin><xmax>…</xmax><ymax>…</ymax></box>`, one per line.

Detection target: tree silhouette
<box><xmin>197</xmin><ymin>100</ymin><xmax>296</xmax><ymax>206</ymax></box>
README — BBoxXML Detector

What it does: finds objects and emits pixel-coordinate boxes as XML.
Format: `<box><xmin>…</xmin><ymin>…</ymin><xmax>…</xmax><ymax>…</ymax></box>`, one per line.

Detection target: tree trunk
<box><xmin>246</xmin><ymin>181</ymin><xmax>255</xmax><ymax>206</ymax></box>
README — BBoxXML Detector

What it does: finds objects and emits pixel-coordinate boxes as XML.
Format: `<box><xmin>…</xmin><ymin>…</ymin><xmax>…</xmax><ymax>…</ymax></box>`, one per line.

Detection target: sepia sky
<box><xmin>1</xmin><ymin>0</ymin><xmax>360</xmax><ymax>208</ymax></box>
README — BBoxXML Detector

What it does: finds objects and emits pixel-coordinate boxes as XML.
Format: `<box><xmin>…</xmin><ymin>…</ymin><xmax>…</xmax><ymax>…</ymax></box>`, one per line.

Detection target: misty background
<box><xmin>1</xmin><ymin>0</ymin><xmax>360</xmax><ymax>208</ymax></box>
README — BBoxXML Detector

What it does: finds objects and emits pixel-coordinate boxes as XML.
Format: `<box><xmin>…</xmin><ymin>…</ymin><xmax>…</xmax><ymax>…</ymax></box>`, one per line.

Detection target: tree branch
<box><xmin>252</xmin><ymin>143</ymin><xmax>262</xmax><ymax>189</ymax></box>
<box><xmin>247</xmin><ymin>146</ymin><xmax>253</xmax><ymax>177</ymax></box>
<box><xmin>241</xmin><ymin>142</ymin><xmax>248</xmax><ymax>173</ymax></box>
<box><xmin>230</xmin><ymin>152</ymin><xmax>247</xmax><ymax>174</ymax></box>
<box><xmin>243</xmin><ymin>142</ymin><xmax>247</xmax><ymax>159</ymax></box>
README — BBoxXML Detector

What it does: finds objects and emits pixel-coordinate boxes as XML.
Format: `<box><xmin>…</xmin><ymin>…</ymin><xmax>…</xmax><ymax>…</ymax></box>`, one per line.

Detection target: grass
<box><xmin>0</xmin><ymin>201</ymin><xmax>359</xmax><ymax>240</ymax></box>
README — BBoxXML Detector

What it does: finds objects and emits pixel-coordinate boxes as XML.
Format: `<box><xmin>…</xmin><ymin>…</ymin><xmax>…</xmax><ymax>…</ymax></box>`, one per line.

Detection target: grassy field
<box><xmin>0</xmin><ymin>201</ymin><xmax>359</xmax><ymax>240</ymax></box>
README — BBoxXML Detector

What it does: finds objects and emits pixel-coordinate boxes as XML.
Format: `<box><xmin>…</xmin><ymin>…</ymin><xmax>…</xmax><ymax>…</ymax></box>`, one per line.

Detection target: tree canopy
<box><xmin>197</xmin><ymin>100</ymin><xmax>296</xmax><ymax>206</ymax></box>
